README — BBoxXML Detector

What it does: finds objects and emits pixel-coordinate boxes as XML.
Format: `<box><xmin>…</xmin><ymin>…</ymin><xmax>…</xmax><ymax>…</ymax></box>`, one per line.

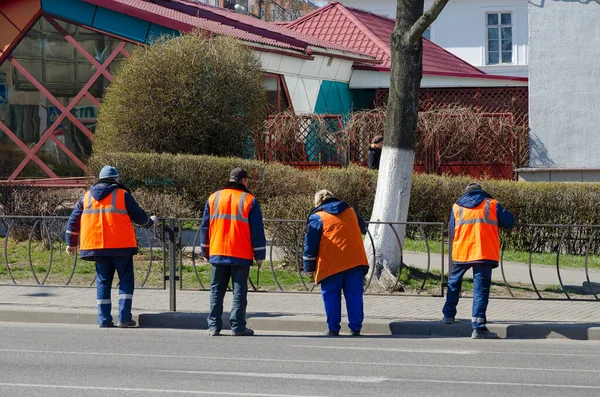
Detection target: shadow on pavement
<box><xmin>388</xmin><ymin>320</ymin><xmax>600</xmax><ymax>340</ymax></box>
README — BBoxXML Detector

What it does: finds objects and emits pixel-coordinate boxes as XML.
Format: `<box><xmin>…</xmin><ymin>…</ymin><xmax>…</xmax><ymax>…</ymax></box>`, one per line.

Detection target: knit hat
<box><xmin>465</xmin><ymin>182</ymin><xmax>482</xmax><ymax>193</ymax></box>
<box><xmin>99</xmin><ymin>165</ymin><xmax>119</xmax><ymax>180</ymax></box>
<box><xmin>229</xmin><ymin>167</ymin><xmax>249</xmax><ymax>182</ymax></box>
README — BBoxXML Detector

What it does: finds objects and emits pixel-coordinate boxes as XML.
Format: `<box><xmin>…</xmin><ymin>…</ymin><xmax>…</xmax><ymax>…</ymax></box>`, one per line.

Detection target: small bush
<box><xmin>94</xmin><ymin>33</ymin><xmax>265</xmax><ymax>158</ymax></box>
<box><xmin>0</xmin><ymin>186</ymin><xmax>81</xmax><ymax>217</ymax></box>
<box><xmin>0</xmin><ymin>186</ymin><xmax>82</xmax><ymax>242</ymax></box>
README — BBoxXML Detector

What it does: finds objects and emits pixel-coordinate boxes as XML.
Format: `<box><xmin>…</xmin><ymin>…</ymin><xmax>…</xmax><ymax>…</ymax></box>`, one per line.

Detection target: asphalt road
<box><xmin>0</xmin><ymin>323</ymin><xmax>599</xmax><ymax>397</ymax></box>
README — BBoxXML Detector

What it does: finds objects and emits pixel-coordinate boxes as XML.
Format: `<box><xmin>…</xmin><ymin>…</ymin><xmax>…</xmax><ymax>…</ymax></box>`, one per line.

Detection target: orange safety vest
<box><xmin>208</xmin><ymin>188</ymin><xmax>255</xmax><ymax>260</ymax></box>
<box><xmin>452</xmin><ymin>198</ymin><xmax>500</xmax><ymax>262</ymax></box>
<box><xmin>314</xmin><ymin>208</ymin><xmax>368</xmax><ymax>283</ymax></box>
<box><xmin>80</xmin><ymin>189</ymin><xmax>137</xmax><ymax>250</ymax></box>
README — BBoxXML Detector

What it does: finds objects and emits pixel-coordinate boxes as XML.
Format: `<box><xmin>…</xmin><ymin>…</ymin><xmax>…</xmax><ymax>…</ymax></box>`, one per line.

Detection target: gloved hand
<box><xmin>150</xmin><ymin>215</ymin><xmax>158</xmax><ymax>224</ymax></box>
<box><xmin>66</xmin><ymin>246</ymin><xmax>77</xmax><ymax>256</ymax></box>
<box><xmin>255</xmin><ymin>260</ymin><xmax>263</xmax><ymax>267</ymax></box>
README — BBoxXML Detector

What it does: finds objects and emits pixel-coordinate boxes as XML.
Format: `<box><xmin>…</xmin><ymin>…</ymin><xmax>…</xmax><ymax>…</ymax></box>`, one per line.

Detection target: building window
<box><xmin>264</xmin><ymin>74</ymin><xmax>291</xmax><ymax>115</ymax></box>
<box><xmin>487</xmin><ymin>12</ymin><xmax>512</xmax><ymax>65</ymax></box>
<box><xmin>423</xmin><ymin>26</ymin><xmax>431</xmax><ymax>40</ymax></box>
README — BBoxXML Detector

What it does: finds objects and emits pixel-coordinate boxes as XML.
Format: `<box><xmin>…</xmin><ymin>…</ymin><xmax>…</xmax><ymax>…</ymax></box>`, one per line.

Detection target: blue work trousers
<box><xmin>320</xmin><ymin>266</ymin><xmax>365</xmax><ymax>333</ymax></box>
<box><xmin>95</xmin><ymin>256</ymin><xmax>135</xmax><ymax>326</ymax></box>
<box><xmin>208</xmin><ymin>265</ymin><xmax>250</xmax><ymax>333</ymax></box>
<box><xmin>442</xmin><ymin>262</ymin><xmax>493</xmax><ymax>330</ymax></box>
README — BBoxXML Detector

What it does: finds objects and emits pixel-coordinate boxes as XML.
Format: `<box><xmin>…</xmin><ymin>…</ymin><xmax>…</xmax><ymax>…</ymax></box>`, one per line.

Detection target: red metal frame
<box><xmin>0</xmin><ymin>9</ymin><xmax>42</xmax><ymax>66</ymax></box>
<box><xmin>0</xmin><ymin>14</ymin><xmax>132</xmax><ymax>182</ymax></box>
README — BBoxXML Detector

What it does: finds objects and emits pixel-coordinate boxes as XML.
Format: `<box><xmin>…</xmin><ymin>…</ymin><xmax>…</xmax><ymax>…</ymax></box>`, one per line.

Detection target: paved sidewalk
<box><xmin>1</xmin><ymin>285</ymin><xmax>599</xmax><ymax>340</ymax></box>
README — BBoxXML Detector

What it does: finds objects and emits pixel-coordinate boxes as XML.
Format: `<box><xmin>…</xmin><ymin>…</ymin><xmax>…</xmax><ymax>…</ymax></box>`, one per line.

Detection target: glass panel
<box><xmin>501</xmin><ymin>27</ymin><xmax>512</xmax><ymax>41</ymax></box>
<box><xmin>488</xmin><ymin>39</ymin><xmax>499</xmax><ymax>52</ymax></box>
<box><xmin>264</xmin><ymin>77</ymin><xmax>279</xmax><ymax>115</ymax></box>
<box><xmin>501</xmin><ymin>13</ymin><xmax>512</xmax><ymax>25</ymax></box>
<box><xmin>108</xmin><ymin>42</ymin><xmax>138</xmax><ymax>77</ymax></box>
<box><xmin>0</xmin><ymin>17</ymin><xmax>101</xmax><ymax>178</ymax></box>
<box><xmin>0</xmin><ymin>133</ymin><xmax>27</xmax><ymax>179</ymax></box>
<box><xmin>0</xmin><ymin>58</ymin><xmax>47</xmax><ymax>178</ymax></box>
<box><xmin>10</xmin><ymin>18</ymin><xmax>132</xmax><ymax>99</ymax></box>
<box><xmin>501</xmin><ymin>39</ymin><xmax>512</xmax><ymax>51</ymax></box>
<box><xmin>488</xmin><ymin>52</ymin><xmax>500</xmax><ymax>64</ymax></box>
<box><xmin>488</xmin><ymin>27</ymin><xmax>499</xmax><ymax>40</ymax></box>
<box><xmin>32</xmin><ymin>116</ymin><xmax>87</xmax><ymax>178</ymax></box>
<box><xmin>263</xmin><ymin>76</ymin><xmax>290</xmax><ymax>115</ymax></box>
<box><xmin>501</xmin><ymin>51</ymin><xmax>513</xmax><ymax>63</ymax></box>
<box><xmin>487</xmin><ymin>13</ymin><xmax>498</xmax><ymax>26</ymax></box>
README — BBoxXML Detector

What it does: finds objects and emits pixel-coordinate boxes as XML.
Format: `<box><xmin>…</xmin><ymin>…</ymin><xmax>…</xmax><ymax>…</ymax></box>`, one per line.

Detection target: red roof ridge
<box><xmin>167</xmin><ymin>0</ymin><xmax>374</xmax><ymax>58</ymax></box>
<box><xmin>342</xmin><ymin>4</ymin><xmax>396</xmax><ymax>21</ymax></box>
<box><xmin>286</xmin><ymin>2</ymin><xmax>338</xmax><ymax>29</ymax></box>
<box><xmin>334</xmin><ymin>3</ymin><xmax>391</xmax><ymax>59</ymax></box>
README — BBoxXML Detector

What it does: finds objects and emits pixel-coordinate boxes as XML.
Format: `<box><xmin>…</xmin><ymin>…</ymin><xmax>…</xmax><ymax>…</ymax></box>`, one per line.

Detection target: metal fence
<box><xmin>2</xmin><ymin>216</ymin><xmax>600</xmax><ymax>311</ymax></box>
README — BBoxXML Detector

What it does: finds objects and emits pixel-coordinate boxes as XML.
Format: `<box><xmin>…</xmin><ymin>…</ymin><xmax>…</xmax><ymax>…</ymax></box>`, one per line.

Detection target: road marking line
<box><xmin>0</xmin><ymin>382</ymin><xmax>323</xmax><ymax>396</ymax></box>
<box><xmin>1</xmin><ymin>349</ymin><xmax>599</xmax><ymax>373</ymax></box>
<box><xmin>387</xmin><ymin>378</ymin><xmax>600</xmax><ymax>390</ymax></box>
<box><xmin>154</xmin><ymin>371</ymin><xmax>600</xmax><ymax>390</ymax></box>
<box><xmin>156</xmin><ymin>370</ymin><xmax>386</xmax><ymax>383</ymax></box>
<box><xmin>290</xmin><ymin>346</ymin><xmax>478</xmax><ymax>354</ymax></box>
<box><xmin>291</xmin><ymin>345</ymin><xmax>600</xmax><ymax>358</ymax></box>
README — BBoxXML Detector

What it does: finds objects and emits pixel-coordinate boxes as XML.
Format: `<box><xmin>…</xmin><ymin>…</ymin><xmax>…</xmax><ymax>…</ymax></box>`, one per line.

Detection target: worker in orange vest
<box><xmin>303</xmin><ymin>190</ymin><xmax>369</xmax><ymax>336</ymax></box>
<box><xmin>66</xmin><ymin>166</ymin><xmax>156</xmax><ymax>328</ymax></box>
<box><xmin>442</xmin><ymin>182</ymin><xmax>515</xmax><ymax>339</ymax></box>
<box><xmin>200</xmin><ymin>168</ymin><xmax>266</xmax><ymax>336</ymax></box>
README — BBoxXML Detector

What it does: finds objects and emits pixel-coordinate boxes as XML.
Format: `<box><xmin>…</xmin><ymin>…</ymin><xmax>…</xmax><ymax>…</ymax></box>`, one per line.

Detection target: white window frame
<box><xmin>481</xmin><ymin>6</ymin><xmax>518</xmax><ymax>66</ymax></box>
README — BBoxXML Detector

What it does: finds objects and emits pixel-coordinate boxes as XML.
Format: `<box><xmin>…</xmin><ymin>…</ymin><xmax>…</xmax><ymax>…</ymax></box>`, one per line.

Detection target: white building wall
<box><xmin>521</xmin><ymin>0</ymin><xmax>600</xmax><ymax>182</ymax></box>
<box><xmin>338</xmin><ymin>0</ymin><xmax>529</xmax><ymax>77</ymax></box>
<box><xmin>349</xmin><ymin>70</ymin><xmax>527</xmax><ymax>89</ymax></box>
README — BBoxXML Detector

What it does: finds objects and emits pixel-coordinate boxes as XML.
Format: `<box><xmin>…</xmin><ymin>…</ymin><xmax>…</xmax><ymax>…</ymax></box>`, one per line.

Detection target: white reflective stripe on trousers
<box><xmin>97</xmin><ymin>299</ymin><xmax>111</xmax><ymax>305</ymax></box>
<box><xmin>119</xmin><ymin>294</ymin><xmax>134</xmax><ymax>300</ymax></box>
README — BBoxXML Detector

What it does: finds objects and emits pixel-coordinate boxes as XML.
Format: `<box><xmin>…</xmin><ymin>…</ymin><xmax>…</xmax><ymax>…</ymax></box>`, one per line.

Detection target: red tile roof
<box><xmin>285</xmin><ymin>2</ymin><xmax>525</xmax><ymax>81</ymax></box>
<box><xmin>83</xmin><ymin>0</ymin><xmax>375</xmax><ymax>59</ymax></box>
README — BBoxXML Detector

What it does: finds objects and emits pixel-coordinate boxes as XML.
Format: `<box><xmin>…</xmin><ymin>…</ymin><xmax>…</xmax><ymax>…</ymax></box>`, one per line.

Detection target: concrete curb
<box><xmin>1</xmin><ymin>308</ymin><xmax>599</xmax><ymax>340</ymax></box>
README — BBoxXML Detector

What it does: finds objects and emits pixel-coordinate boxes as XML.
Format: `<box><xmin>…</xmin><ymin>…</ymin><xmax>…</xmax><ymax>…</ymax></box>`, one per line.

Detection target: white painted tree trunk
<box><xmin>365</xmin><ymin>147</ymin><xmax>415</xmax><ymax>290</ymax></box>
<box><xmin>363</xmin><ymin>0</ymin><xmax>449</xmax><ymax>291</ymax></box>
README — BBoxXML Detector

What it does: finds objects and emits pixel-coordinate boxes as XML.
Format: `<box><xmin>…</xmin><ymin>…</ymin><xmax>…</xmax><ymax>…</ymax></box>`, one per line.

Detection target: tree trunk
<box><xmin>366</xmin><ymin>0</ymin><xmax>449</xmax><ymax>291</ymax></box>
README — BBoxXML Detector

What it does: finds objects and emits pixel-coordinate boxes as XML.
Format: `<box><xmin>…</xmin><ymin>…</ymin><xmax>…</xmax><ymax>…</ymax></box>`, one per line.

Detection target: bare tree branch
<box><xmin>405</xmin><ymin>0</ymin><xmax>450</xmax><ymax>45</ymax></box>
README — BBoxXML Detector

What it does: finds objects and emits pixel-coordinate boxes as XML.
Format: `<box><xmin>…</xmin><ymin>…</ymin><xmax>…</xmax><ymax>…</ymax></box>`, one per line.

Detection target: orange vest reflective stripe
<box><xmin>80</xmin><ymin>189</ymin><xmax>137</xmax><ymax>250</ymax></box>
<box><xmin>208</xmin><ymin>188</ymin><xmax>255</xmax><ymax>260</ymax></box>
<box><xmin>315</xmin><ymin>208</ymin><xmax>368</xmax><ymax>283</ymax></box>
<box><xmin>452</xmin><ymin>198</ymin><xmax>500</xmax><ymax>262</ymax></box>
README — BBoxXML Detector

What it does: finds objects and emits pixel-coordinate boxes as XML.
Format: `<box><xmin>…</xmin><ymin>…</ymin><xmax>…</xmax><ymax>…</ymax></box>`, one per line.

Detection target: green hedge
<box><xmin>88</xmin><ymin>152</ymin><xmax>600</xmax><ymax>227</ymax></box>
<box><xmin>7</xmin><ymin>152</ymin><xmax>600</xmax><ymax>255</ymax></box>
<box><xmin>87</xmin><ymin>152</ymin><xmax>378</xmax><ymax>219</ymax></box>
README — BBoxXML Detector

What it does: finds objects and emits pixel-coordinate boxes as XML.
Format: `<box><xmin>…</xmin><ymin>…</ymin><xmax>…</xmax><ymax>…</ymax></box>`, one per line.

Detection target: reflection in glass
<box><xmin>0</xmin><ymin>16</ymin><xmax>138</xmax><ymax>178</ymax></box>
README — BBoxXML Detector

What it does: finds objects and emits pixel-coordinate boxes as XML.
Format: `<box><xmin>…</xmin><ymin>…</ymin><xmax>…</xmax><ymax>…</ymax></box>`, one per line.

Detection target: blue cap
<box><xmin>99</xmin><ymin>165</ymin><xmax>120</xmax><ymax>180</ymax></box>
